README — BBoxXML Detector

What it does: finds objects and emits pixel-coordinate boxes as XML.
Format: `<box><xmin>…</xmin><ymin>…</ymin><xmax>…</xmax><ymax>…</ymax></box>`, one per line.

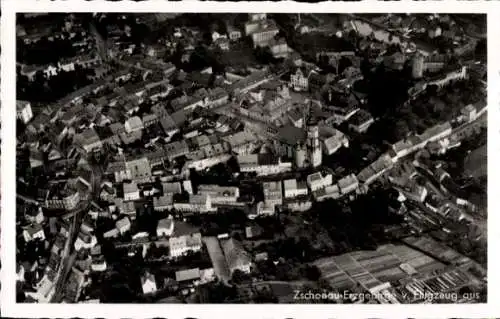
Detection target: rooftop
<box><xmin>223</xmin><ymin>131</ymin><xmax>259</xmax><ymax>148</ymax></box>
<box><xmin>154</xmin><ymin>194</ymin><xmax>174</xmax><ymax>207</ymax></box>
<box><xmin>162</xmin><ymin>182</ymin><xmax>182</xmax><ymax>194</ymax></box>
<box><xmin>175</xmin><ymin>268</ymin><xmax>200</xmax><ymax>282</ymax></box>
<box><xmin>158</xmin><ymin>217</ymin><xmax>174</xmax><ymax>229</ymax></box>
<box><xmin>172</xmin><ymin>221</ymin><xmax>201</xmax><ymax>237</ymax></box>
<box><xmin>348</xmin><ymin>109</ymin><xmax>373</xmax><ymax>126</ymax></box>
<box><xmin>125</xmin><ymin>116</ymin><xmax>143</xmax><ymax>129</ymax></box>
<box><xmin>283</xmin><ymin>179</ymin><xmax>298</xmax><ymax>190</ymax></box>
<box><xmin>221</xmin><ymin>238</ymin><xmax>251</xmax><ymax>271</ymax></box>
<box><xmin>115</xmin><ymin>217</ymin><xmax>131</xmax><ymax>229</ymax></box>
<box><xmin>78</xmin><ymin>128</ymin><xmax>100</xmax><ymax>144</ymax></box>
<box><xmin>263</xmin><ymin>181</ymin><xmax>282</xmax><ymax>192</ymax></box>
<box><xmin>123</xmin><ymin>181</ymin><xmax>139</xmax><ymax>194</ymax></box>
<box><xmin>277</xmin><ymin>125</ymin><xmax>307</xmax><ymax>146</ymax></box>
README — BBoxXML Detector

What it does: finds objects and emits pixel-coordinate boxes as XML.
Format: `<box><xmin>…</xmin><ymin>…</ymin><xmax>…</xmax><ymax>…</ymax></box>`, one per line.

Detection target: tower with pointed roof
<box><xmin>293</xmin><ymin>102</ymin><xmax>323</xmax><ymax>169</ymax></box>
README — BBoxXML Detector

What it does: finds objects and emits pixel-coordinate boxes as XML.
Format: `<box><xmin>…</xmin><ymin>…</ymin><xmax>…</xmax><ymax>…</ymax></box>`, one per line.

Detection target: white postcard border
<box><xmin>2</xmin><ymin>0</ymin><xmax>498</xmax><ymax>318</ymax></box>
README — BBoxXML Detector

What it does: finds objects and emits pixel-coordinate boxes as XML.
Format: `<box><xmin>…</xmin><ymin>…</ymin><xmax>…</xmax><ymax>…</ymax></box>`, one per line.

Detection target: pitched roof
<box><xmin>172</xmin><ymin>221</ymin><xmax>200</xmax><ymax>237</ymax></box>
<box><xmin>221</xmin><ymin>238</ymin><xmax>251</xmax><ymax>271</ymax></box>
<box><xmin>175</xmin><ymin>268</ymin><xmax>200</xmax><ymax>282</ymax></box>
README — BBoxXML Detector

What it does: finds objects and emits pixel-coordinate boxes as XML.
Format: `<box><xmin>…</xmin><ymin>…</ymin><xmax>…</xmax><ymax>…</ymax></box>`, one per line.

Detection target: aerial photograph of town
<box><xmin>14</xmin><ymin>13</ymin><xmax>487</xmax><ymax>304</ymax></box>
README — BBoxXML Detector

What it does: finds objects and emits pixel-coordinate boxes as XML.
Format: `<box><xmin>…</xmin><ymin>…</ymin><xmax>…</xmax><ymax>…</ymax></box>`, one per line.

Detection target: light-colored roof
<box><xmin>79</xmin><ymin>128</ymin><xmax>100</xmax><ymax>145</ymax></box>
<box><xmin>123</xmin><ymin>181</ymin><xmax>139</xmax><ymax>194</ymax></box>
<box><xmin>308</xmin><ymin>172</ymin><xmax>323</xmax><ymax>182</ymax></box>
<box><xmin>104</xmin><ymin>228</ymin><xmax>119</xmax><ymax>237</ymax></box>
<box><xmin>16</xmin><ymin>100</ymin><xmax>30</xmax><ymax>111</ymax></box>
<box><xmin>338</xmin><ymin>174</ymin><xmax>358</xmax><ymax>188</ymax></box>
<box><xmin>203</xmin><ymin>236</ymin><xmax>230</xmax><ymax>280</ymax></box>
<box><xmin>154</xmin><ymin>194</ymin><xmax>173</xmax><ymax>207</ymax></box>
<box><xmin>324</xmin><ymin>136</ymin><xmax>343</xmax><ymax>152</ymax></box>
<box><xmin>237</xmin><ymin>154</ymin><xmax>259</xmax><ymax>165</ymax></box>
<box><xmin>419</xmin><ymin>122</ymin><xmax>452</xmax><ymax>141</ymax></box>
<box><xmin>125</xmin><ymin>157</ymin><xmax>152</xmax><ymax>179</ymax></box>
<box><xmin>141</xmin><ymin>272</ymin><xmax>156</xmax><ymax>285</ymax></box>
<box><xmin>158</xmin><ymin>217</ymin><xmax>174</xmax><ymax>229</ymax></box>
<box><xmin>283</xmin><ymin>179</ymin><xmax>298</xmax><ymax>190</ymax></box>
<box><xmin>162</xmin><ymin>182</ymin><xmax>182</xmax><ymax>194</ymax></box>
<box><xmin>175</xmin><ymin>268</ymin><xmax>200</xmax><ymax>282</ymax></box>
<box><xmin>119</xmin><ymin>200</ymin><xmax>136</xmax><ymax>214</ymax></box>
<box><xmin>198</xmin><ymin>185</ymin><xmax>239</xmax><ymax>197</ymax></box>
<box><xmin>126</xmin><ymin>116</ymin><xmax>143</xmax><ymax>129</ymax></box>
<box><xmin>189</xmin><ymin>194</ymin><xmax>209</xmax><ymax>205</ymax></box>
<box><xmin>371</xmin><ymin>154</ymin><xmax>393</xmax><ymax>172</ymax></box>
<box><xmin>263</xmin><ymin>181</ymin><xmax>282</xmax><ymax>192</ymax></box>
<box><xmin>221</xmin><ymin>238</ymin><xmax>251</xmax><ymax>271</ymax></box>
<box><xmin>392</xmin><ymin>139</ymin><xmax>414</xmax><ymax>153</ymax></box>
<box><xmin>115</xmin><ymin>217</ymin><xmax>131</xmax><ymax>229</ymax></box>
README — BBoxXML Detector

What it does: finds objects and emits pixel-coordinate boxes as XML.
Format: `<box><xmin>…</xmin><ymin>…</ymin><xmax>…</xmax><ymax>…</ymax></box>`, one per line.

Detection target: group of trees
<box><xmin>249</xmin><ymin>250</ymin><xmax>323</xmax><ymax>284</ymax></box>
<box><xmin>239</xmin><ymin>186</ymin><xmax>404</xmax><ymax>283</ymax></box>
<box><xmin>188</xmin><ymin>209</ymin><xmax>249</xmax><ymax>236</ymax></box>
<box><xmin>317</xmin><ymin>54</ymin><xmax>353</xmax><ymax>75</ymax></box>
<box><xmin>17</xmin><ymin>66</ymin><xmax>95</xmax><ymax>103</ymax></box>
<box><xmin>253</xmin><ymin>46</ymin><xmax>278</xmax><ymax>66</ymax></box>
<box><xmin>189</xmin><ymin>160</ymin><xmax>240</xmax><ymax>188</ymax></box>
<box><xmin>94</xmin><ymin>14</ymin><xmax>151</xmax><ymax>47</ymax></box>
<box><xmin>309</xmin><ymin>187</ymin><xmax>404</xmax><ymax>253</ymax></box>
<box><xmin>196</xmin><ymin>280</ymin><xmax>238</xmax><ymax>303</ymax></box>
<box><xmin>168</xmin><ymin>43</ymin><xmax>226</xmax><ymax>75</ymax></box>
<box><xmin>17</xmin><ymin>37</ymin><xmax>79</xmax><ymax>65</ymax></box>
<box><xmin>362</xmin><ymin>63</ymin><xmax>485</xmax><ymax>143</ymax></box>
<box><xmin>439</xmin><ymin>222</ymin><xmax>487</xmax><ymax>267</ymax></box>
<box><xmin>17</xmin><ymin>235</ymin><xmax>49</xmax><ymax>266</ymax></box>
<box><xmin>412</xmin><ymin>78</ymin><xmax>484</xmax><ymax>123</ymax></box>
<box><xmin>287</xmin><ymin>33</ymin><xmax>355</xmax><ymax>63</ymax></box>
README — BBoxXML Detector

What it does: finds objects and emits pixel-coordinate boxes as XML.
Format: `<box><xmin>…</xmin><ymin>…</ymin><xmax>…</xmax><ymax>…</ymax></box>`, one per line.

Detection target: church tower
<box><xmin>307</xmin><ymin>119</ymin><xmax>322</xmax><ymax>168</ymax></box>
<box><xmin>412</xmin><ymin>53</ymin><xmax>424</xmax><ymax>79</ymax></box>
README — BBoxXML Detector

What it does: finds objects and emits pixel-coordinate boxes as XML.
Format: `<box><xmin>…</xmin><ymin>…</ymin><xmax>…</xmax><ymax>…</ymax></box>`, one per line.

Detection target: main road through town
<box><xmin>51</xmin><ymin>162</ymin><xmax>103</xmax><ymax>302</ymax></box>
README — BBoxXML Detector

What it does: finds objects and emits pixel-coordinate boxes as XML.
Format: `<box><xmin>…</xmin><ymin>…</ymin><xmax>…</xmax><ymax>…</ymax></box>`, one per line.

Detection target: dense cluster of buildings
<box><xmin>15</xmin><ymin>13</ymin><xmax>486</xmax><ymax>303</ymax></box>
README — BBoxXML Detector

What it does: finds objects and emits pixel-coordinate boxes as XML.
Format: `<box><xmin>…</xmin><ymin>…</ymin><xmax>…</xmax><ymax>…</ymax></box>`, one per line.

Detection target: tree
<box><xmin>360</xmin><ymin>57</ymin><xmax>372</xmax><ymax>78</ymax></box>
<box><xmin>254</xmin><ymin>46</ymin><xmax>275</xmax><ymax>65</ymax></box>
<box><xmin>211</xmin><ymin>47</ymin><xmax>226</xmax><ymax>75</ymax></box>
<box><xmin>475</xmin><ymin>39</ymin><xmax>486</xmax><ymax>59</ymax></box>
<box><xmin>203</xmin><ymin>281</ymin><xmax>238</xmax><ymax>302</ymax></box>
<box><xmin>392</xmin><ymin>119</ymin><xmax>410</xmax><ymax>141</ymax></box>
<box><xmin>301</xmin><ymin>265</ymin><xmax>321</xmax><ymax>281</ymax></box>
<box><xmin>189</xmin><ymin>45</ymin><xmax>212</xmax><ymax>71</ymax></box>
<box><xmin>253</xmin><ymin>286</ymin><xmax>278</xmax><ymax>303</ymax></box>
<box><xmin>338</xmin><ymin>56</ymin><xmax>353</xmax><ymax>75</ymax></box>
<box><xmin>231</xmin><ymin>269</ymin><xmax>251</xmax><ymax>285</ymax></box>
<box><xmin>317</xmin><ymin>53</ymin><xmax>331</xmax><ymax>70</ymax></box>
